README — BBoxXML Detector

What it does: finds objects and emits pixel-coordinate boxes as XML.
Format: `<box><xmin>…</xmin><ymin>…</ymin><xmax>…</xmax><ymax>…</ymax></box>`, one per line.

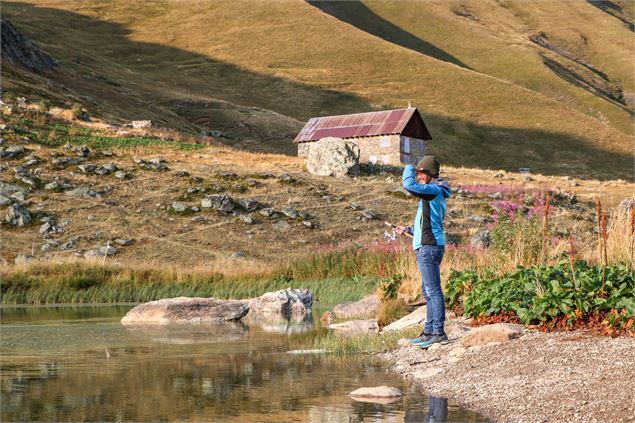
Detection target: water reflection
<box><xmin>0</xmin><ymin>305</ymin><xmax>485</xmax><ymax>422</ymax></box>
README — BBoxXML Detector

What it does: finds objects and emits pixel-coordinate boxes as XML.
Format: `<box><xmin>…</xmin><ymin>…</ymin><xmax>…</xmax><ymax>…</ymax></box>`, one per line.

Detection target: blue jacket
<box><xmin>402</xmin><ymin>165</ymin><xmax>451</xmax><ymax>249</ymax></box>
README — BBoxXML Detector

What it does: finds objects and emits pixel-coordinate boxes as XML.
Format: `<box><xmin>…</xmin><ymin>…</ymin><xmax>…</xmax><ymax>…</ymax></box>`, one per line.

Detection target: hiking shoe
<box><xmin>418</xmin><ymin>334</ymin><xmax>449</xmax><ymax>349</ymax></box>
<box><xmin>409</xmin><ymin>332</ymin><xmax>432</xmax><ymax>345</ymax></box>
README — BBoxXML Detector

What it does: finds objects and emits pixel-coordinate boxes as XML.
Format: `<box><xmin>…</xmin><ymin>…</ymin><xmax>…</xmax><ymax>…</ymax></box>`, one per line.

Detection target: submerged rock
<box><xmin>349</xmin><ymin>386</ymin><xmax>403</xmax><ymax>404</ymax></box>
<box><xmin>121</xmin><ymin>297</ymin><xmax>249</xmax><ymax>324</ymax></box>
<box><xmin>329</xmin><ymin>319</ymin><xmax>379</xmax><ymax>334</ymax></box>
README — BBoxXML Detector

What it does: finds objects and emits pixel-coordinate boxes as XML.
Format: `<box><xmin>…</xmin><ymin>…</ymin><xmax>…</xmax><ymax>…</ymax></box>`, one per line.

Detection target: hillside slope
<box><xmin>1</xmin><ymin>0</ymin><xmax>633</xmax><ymax>178</ymax></box>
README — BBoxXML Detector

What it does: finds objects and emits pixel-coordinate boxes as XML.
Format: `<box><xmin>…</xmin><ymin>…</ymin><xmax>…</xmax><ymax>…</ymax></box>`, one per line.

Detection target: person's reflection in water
<box><xmin>426</xmin><ymin>397</ymin><xmax>449</xmax><ymax>422</ymax></box>
<box><xmin>404</xmin><ymin>395</ymin><xmax>449</xmax><ymax>422</ymax></box>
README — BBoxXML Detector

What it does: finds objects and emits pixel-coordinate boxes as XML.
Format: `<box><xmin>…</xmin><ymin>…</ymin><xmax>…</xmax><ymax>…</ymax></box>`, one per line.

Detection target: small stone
<box><xmin>488</xmin><ymin>192</ymin><xmax>502</xmax><ymax>199</ymax></box>
<box><xmin>39</xmin><ymin>221</ymin><xmax>54</xmax><ymax>235</ymax></box>
<box><xmin>114</xmin><ymin>239</ymin><xmax>133</xmax><ymax>246</ymax></box>
<box><xmin>494</xmin><ymin>171</ymin><xmax>505</xmax><ymax>178</ymax></box>
<box><xmin>470</xmin><ymin>230</ymin><xmax>491</xmax><ymax>248</ymax></box>
<box><xmin>58</xmin><ymin>239</ymin><xmax>78</xmax><ymax>250</ymax></box>
<box><xmin>65</xmin><ymin>187</ymin><xmax>99</xmax><ymax>198</ymax></box>
<box><xmin>273</xmin><ymin>220</ymin><xmax>291</xmax><ymax>229</ymax></box>
<box><xmin>78</xmin><ymin>163</ymin><xmax>97</xmax><ymax>173</ymax></box>
<box><xmin>239</xmin><ymin>198</ymin><xmax>261</xmax><ymax>212</ymax></box>
<box><xmin>14</xmin><ymin>254</ymin><xmax>33</xmax><ymax>264</ymax></box>
<box><xmin>44</xmin><ymin>181</ymin><xmax>61</xmax><ymax>191</ymax></box>
<box><xmin>281</xmin><ymin>205</ymin><xmax>300</xmax><ymax>219</ymax></box>
<box><xmin>259</xmin><ymin>207</ymin><xmax>277</xmax><ymax>218</ymax></box>
<box><xmin>231</xmin><ymin>251</ymin><xmax>246</xmax><ymax>258</ymax></box>
<box><xmin>175</xmin><ymin>170</ymin><xmax>190</xmax><ymax>177</ymax></box>
<box><xmin>171</xmin><ymin>202</ymin><xmax>187</xmax><ymax>213</ymax></box>
<box><xmin>201</xmin><ymin>194</ymin><xmax>235</xmax><ymax>212</ymax></box>
<box><xmin>100</xmin><ymin>150</ymin><xmax>114</xmax><ymax>157</ymax></box>
<box><xmin>114</xmin><ymin>170</ymin><xmax>128</xmax><ymax>179</ymax></box>
<box><xmin>361</xmin><ymin>209</ymin><xmax>379</xmax><ymax>220</ymax></box>
<box><xmin>301</xmin><ymin>220</ymin><xmax>313</xmax><ymax>228</ymax></box>
<box><xmin>239</xmin><ymin>214</ymin><xmax>255</xmax><ymax>225</ymax></box>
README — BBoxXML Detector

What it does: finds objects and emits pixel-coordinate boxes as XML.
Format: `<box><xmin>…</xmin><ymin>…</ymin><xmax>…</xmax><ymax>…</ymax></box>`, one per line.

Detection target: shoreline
<box><xmin>379</xmin><ymin>317</ymin><xmax>635</xmax><ymax>422</ymax></box>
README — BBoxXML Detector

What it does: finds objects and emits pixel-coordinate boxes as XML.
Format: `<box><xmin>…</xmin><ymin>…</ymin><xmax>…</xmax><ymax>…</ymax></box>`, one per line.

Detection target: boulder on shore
<box><xmin>331</xmin><ymin>294</ymin><xmax>380</xmax><ymax>320</ymax></box>
<box><xmin>307</xmin><ymin>137</ymin><xmax>360</xmax><ymax>177</ymax></box>
<box><xmin>460</xmin><ymin>323</ymin><xmax>524</xmax><ymax>347</ymax></box>
<box><xmin>382</xmin><ymin>305</ymin><xmax>426</xmax><ymax>332</ymax></box>
<box><xmin>121</xmin><ymin>297</ymin><xmax>249</xmax><ymax>324</ymax></box>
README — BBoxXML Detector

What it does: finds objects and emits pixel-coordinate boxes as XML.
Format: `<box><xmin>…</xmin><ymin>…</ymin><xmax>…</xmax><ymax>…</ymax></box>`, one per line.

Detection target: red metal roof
<box><xmin>293</xmin><ymin>108</ymin><xmax>431</xmax><ymax>143</ymax></box>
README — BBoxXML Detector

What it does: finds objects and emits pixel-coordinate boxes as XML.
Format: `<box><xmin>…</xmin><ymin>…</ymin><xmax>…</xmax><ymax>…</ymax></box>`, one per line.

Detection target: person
<box><xmin>395</xmin><ymin>156</ymin><xmax>451</xmax><ymax>348</ymax></box>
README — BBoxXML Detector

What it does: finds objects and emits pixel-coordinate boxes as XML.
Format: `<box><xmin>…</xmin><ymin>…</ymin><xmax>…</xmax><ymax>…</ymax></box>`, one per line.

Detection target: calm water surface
<box><xmin>0</xmin><ymin>305</ymin><xmax>485</xmax><ymax>422</ymax></box>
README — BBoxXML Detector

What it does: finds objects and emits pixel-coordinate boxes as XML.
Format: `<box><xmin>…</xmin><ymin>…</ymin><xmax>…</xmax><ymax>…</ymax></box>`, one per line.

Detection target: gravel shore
<box><xmin>380</xmin><ymin>319</ymin><xmax>635</xmax><ymax>422</ymax></box>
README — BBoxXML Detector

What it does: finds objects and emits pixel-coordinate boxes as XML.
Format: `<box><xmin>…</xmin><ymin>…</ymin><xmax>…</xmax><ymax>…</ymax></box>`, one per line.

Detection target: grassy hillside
<box><xmin>1</xmin><ymin>0</ymin><xmax>633</xmax><ymax>178</ymax></box>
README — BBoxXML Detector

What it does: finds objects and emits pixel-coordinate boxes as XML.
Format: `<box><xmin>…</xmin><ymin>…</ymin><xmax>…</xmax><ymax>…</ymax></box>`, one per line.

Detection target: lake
<box><xmin>0</xmin><ymin>305</ymin><xmax>485</xmax><ymax>422</ymax></box>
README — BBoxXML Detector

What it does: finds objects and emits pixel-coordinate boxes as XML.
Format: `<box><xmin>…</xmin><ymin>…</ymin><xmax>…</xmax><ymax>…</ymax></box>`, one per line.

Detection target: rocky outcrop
<box><xmin>1</xmin><ymin>21</ymin><xmax>56</xmax><ymax>73</ymax></box>
<box><xmin>307</xmin><ymin>137</ymin><xmax>360</xmax><ymax>177</ymax></box>
<box><xmin>121</xmin><ymin>297</ymin><xmax>249</xmax><ymax>324</ymax></box>
<box><xmin>459</xmin><ymin>323</ymin><xmax>524</xmax><ymax>347</ymax></box>
<box><xmin>244</xmin><ymin>288</ymin><xmax>313</xmax><ymax>320</ymax></box>
<box><xmin>5</xmin><ymin>204</ymin><xmax>32</xmax><ymax>226</ymax></box>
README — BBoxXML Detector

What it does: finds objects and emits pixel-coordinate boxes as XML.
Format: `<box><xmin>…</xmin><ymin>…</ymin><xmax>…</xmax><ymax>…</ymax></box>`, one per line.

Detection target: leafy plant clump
<box><xmin>446</xmin><ymin>260</ymin><xmax>634</xmax><ymax>335</ymax></box>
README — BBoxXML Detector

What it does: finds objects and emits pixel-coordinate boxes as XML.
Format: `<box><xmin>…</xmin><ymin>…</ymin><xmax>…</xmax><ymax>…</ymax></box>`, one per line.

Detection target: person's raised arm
<box><xmin>402</xmin><ymin>165</ymin><xmax>441</xmax><ymax>197</ymax></box>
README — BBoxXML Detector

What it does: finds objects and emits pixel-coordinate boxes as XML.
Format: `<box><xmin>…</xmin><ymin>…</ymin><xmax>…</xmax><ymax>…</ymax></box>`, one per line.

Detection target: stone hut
<box><xmin>293</xmin><ymin>107</ymin><xmax>432</xmax><ymax>165</ymax></box>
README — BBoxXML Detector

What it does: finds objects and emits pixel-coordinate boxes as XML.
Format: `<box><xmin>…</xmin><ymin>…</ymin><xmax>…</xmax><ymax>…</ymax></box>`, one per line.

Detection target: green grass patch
<box><xmin>313</xmin><ymin>326</ymin><xmax>420</xmax><ymax>355</ymax></box>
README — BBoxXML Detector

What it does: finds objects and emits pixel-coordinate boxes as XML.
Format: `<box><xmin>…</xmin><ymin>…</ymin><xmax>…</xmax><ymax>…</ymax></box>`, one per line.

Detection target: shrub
<box><xmin>447</xmin><ymin>260</ymin><xmax>635</xmax><ymax>335</ymax></box>
<box><xmin>70</xmin><ymin>102</ymin><xmax>84</xmax><ymax>119</ymax></box>
<box><xmin>38</xmin><ymin>99</ymin><xmax>51</xmax><ymax>112</ymax></box>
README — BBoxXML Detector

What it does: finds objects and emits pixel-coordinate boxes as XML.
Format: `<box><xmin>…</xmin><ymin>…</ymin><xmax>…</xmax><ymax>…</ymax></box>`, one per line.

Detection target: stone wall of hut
<box><xmin>296</xmin><ymin>135</ymin><xmax>426</xmax><ymax>165</ymax></box>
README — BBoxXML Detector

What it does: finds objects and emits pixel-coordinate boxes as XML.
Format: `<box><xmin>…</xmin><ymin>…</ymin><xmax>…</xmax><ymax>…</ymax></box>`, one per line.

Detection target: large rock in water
<box><xmin>460</xmin><ymin>323</ymin><xmax>524</xmax><ymax>347</ymax></box>
<box><xmin>244</xmin><ymin>288</ymin><xmax>313</xmax><ymax>320</ymax></box>
<box><xmin>121</xmin><ymin>297</ymin><xmax>249</xmax><ymax>324</ymax></box>
<box><xmin>307</xmin><ymin>137</ymin><xmax>360</xmax><ymax>177</ymax></box>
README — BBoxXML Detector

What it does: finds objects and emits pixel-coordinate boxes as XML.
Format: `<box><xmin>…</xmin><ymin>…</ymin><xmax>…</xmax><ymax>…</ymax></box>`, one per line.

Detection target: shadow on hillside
<box><xmin>2</xmin><ymin>2</ymin><xmax>374</xmax><ymax>153</ymax></box>
<box><xmin>3</xmin><ymin>2</ymin><xmax>632</xmax><ymax>180</ymax></box>
<box><xmin>423</xmin><ymin>113</ymin><xmax>633</xmax><ymax>180</ymax></box>
<box><xmin>586</xmin><ymin>0</ymin><xmax>634</xmax><ymax>32</ymax></box>
<box><xmin>307</xmin><ymin>0</ymin><xmax>472</xmax><ymax>70</ymax></box>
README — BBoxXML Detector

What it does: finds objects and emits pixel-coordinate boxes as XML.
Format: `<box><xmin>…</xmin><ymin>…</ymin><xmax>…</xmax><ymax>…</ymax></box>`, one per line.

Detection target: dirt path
<box><xmin>380</xmin><ymin>320</ymin><xmax>635</xmax><ymax>422</ymax></box>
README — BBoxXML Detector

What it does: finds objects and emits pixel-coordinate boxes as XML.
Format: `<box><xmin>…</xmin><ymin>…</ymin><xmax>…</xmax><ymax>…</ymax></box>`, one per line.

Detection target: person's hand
<box><xmin>394</xmin><ymin>225</ymin><xmax>407</xmax><ymax>235</ymax></box>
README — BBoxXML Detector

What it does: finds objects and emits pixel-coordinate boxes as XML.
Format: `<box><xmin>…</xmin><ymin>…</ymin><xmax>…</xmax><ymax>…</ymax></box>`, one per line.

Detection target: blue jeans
<box><xmin>415</xmin><ymin>245</ymin><xmax>445</xmax><ymax>335</ymax></box>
